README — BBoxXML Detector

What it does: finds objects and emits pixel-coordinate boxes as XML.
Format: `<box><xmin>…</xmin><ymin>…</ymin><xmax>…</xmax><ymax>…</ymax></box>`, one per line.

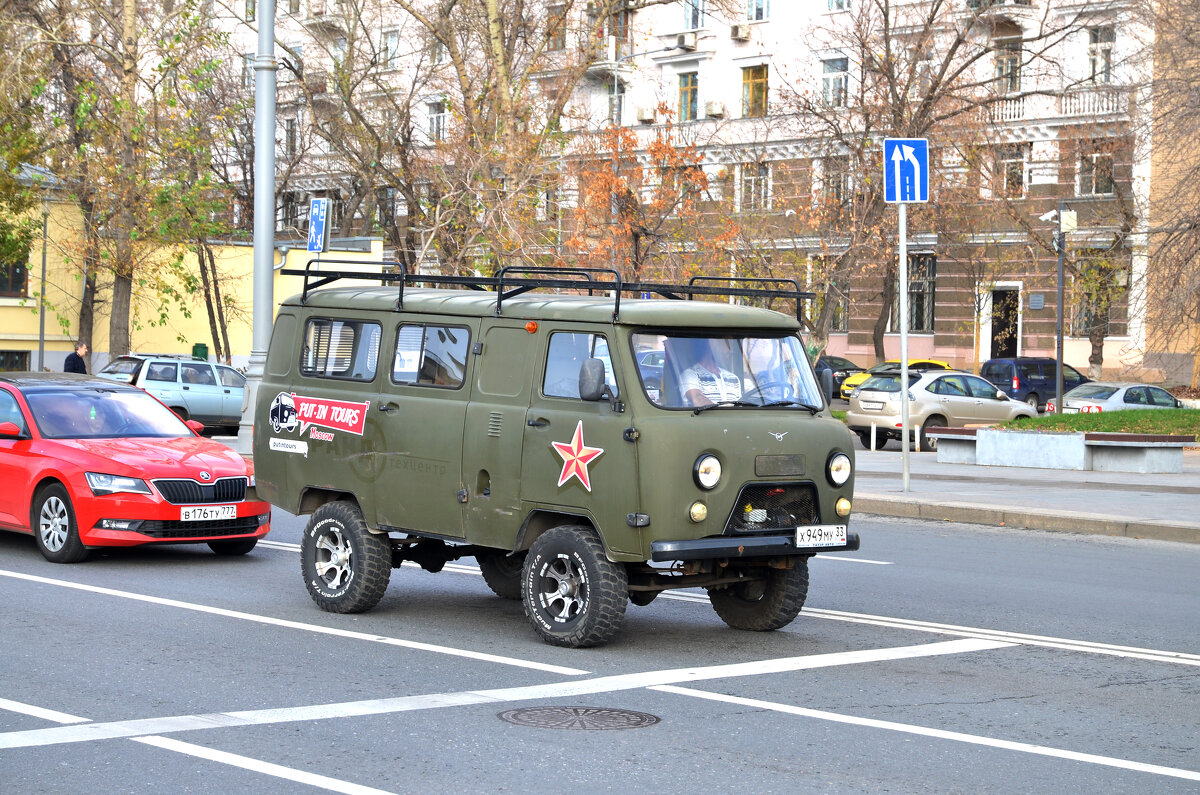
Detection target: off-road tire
<box><xmin>477</xmin><ymin>551</ymin><xmax>525</xmax><ymax>600</ymax></box>
<box><xmin>208</xmin><ymin>538</ymin><xmax>258</xmax><ymax>556</ymax></box>
<box><xmin>32</xmin><ymin>484</ymin><xmax>89</xmax><ymax>563</ymax></box>
<box><xmin>301</xmin><ymin>501</ymin><xmax>391</xmax><ymax>613</ymax></box>
<box><xmin>920</xmin><ymin>415</ymin><xmax>947</xmax><ymax>452</ymax></box>
<box><xmin>708</xmin><ymin>559</ymin><xmax>809</xmax><ymax>632</ymax></box>
<box><xmin>522</xmin><ymin>525</ymin><xmax>628</xmax><ymax>648</ymax></box>
<box><xmin>857</xmin><ymin>430</ymin><xmax>888</xmax><ymax>451</ymax></box>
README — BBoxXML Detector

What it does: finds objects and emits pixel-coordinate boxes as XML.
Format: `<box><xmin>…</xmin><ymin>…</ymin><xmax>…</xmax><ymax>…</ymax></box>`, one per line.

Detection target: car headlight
<box><xmin>693</xmin><ymin>454</ymin><xmax>722</xmax><ymax>490</ymax></box>
<box><xmin>827</xmin><ymin>453</ymin><xmax>852</xmax><ymax>486</ymax></box>
<box><xmin>86</xmin><ymin>472</ymin><xmax>152</xmax><ymax>496</ymax></box>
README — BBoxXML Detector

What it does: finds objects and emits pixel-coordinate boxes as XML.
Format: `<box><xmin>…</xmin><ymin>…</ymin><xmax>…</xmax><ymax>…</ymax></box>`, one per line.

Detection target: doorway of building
<box><xmin>990</xmin><ymin>288</ymin><xmax>1019</xmax><ymax>359</ymax></box>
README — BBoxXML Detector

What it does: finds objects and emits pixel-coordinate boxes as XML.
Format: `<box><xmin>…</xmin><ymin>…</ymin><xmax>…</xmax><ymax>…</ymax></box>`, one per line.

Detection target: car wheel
<box><xmin>919</xmin><ymin>416</ymin><xmax>947</xmax><ymax>452</ymax></box>
<box><xmin>301</xmin><ymin>501</ymin><xmax>391</xmax><ymax>613</ymax></box>
<box><xmin>1025</xmin><ymin>394</ymin><xmax>1040</xmax><ymax>411</ymax></box>
<box><xmin>33</xmin><ymin>484</ymin><xmax>89</xmax><ymax>563</ymax></box>
<box><xmin>208</xmin><ymin>538</ymin><xmax>258</xmax><ymax>556</ymax></box>
<box><xmin>521</xmin><ymin>525</ymin><xmax>628</xmax><ymax>648</ymax></box>
<box><xmin>707</xmin><ymin>558</ymin><xmax>808</xmax><ymax>631</ymax></box>
<box><xmin>477</xmin><ymin>550</ymin><xmax>525</xmax><ymax>600</ymax></box>
<box><xmin>170</xmin><ymin>406</ymin><xmax>189</xmax><ymax>422</ymax></box>
<box><xmin>856</xmin><ymin>430</ymin><xmax>889</xmax><ymax>451</ymax></box>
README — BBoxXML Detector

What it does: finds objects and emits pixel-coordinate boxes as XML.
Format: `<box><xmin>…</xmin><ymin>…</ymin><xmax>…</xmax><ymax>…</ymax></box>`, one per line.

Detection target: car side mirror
<box><xmin>185</xmin><ymin>419</ymin><xmax>205</xmax><ymax>434</ymax></box>
<box><xmin>996</xmin><ymin>390</ymin><xmax>1008</xmax><ymax>401</ymax></box>
<box><xmin>0</xmin><ymin>421</ymin><xmax>24</xmax><ymax>439</ymax></box>
<box><xmin>578</xmin><ymin>358</ymin><xmax>609</xmax><ymax>402</ymax></box>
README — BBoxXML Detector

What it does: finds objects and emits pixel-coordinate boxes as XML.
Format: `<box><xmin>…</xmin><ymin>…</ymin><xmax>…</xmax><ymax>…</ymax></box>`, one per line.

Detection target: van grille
<box><xmin>153</xmin><ymin>477</ymin><xmax>247</xmax><ymax>505</ymax></box>
<box><xmin>724</xmin><ymin>483</ymin><xmax>818</xmax><ymax>534</ymax></box>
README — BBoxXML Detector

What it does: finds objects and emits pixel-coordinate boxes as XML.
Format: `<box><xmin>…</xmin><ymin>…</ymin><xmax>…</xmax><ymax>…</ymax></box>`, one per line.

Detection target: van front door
<box><xmin>373</xmin><ymin>320</ymin><xmax>476</xmax><ymax>538</ymax></box>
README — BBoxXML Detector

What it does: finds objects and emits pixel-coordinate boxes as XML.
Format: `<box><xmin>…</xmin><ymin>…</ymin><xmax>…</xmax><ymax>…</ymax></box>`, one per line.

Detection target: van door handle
<box><xmin>379</xmin><ymin>404</ymin><xmax>398</xmax><ymax>413</ymax></box>
<box><xmin>527</xmin><ymin>417</ymin><xmax>549</xmax><ymax>427</ymax></box>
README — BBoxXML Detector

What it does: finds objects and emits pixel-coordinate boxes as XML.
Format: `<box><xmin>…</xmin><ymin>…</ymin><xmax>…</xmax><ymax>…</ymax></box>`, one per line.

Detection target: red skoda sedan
<box><xmin>0</xmin><ymin>373</ymin><xmax>271</xmax><ymax>563</ymax></box>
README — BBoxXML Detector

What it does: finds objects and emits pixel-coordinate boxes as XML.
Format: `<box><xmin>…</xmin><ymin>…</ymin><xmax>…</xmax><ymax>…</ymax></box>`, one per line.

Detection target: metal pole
<box><xmin>237</xmin><ymin>0</ymin><xmax>277</xmax><ymax>454</ymax></box>
<box><xmin>899</xmin><ymin>202</ymin><xmax>910</xmax><ymax>491</ymax></box>
<box><xmin>38</xmin><ymin>208</ymin><xmax>48</xmax><ymax>371</ymax></box>
<box><xmin>1055</xmin><ymin>203</ymin><xmax>1064</xmax><ymax>415</ymax></box>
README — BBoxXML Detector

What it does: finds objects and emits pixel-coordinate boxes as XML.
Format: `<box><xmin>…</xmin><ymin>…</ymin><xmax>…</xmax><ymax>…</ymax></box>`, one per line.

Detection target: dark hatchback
<box><xmin>980</xmin><ymin>357</ymin><xmax>1090</xmax><ymax>411</ymax></box>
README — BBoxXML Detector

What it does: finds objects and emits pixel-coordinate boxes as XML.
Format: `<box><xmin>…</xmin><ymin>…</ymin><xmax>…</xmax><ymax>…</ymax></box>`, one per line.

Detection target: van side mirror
<box><xmin>578</xmin><ymin>358</ymin><xmax>608</xmax><ymax>401</ymax></box>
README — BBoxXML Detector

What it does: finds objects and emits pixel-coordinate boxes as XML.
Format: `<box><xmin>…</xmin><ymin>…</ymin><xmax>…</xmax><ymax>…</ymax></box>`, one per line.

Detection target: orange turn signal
<box><xmin>525</xmin><ymin>321</ymin><xmax>538</xmax><ymax>334</ymax></box>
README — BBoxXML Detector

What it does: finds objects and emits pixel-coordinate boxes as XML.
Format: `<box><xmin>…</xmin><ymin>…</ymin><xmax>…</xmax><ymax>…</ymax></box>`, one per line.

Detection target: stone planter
<box><xmin>927</xmin><ymin>427</ymin><xmax>1196</xmax><ymax>474</ymax></box>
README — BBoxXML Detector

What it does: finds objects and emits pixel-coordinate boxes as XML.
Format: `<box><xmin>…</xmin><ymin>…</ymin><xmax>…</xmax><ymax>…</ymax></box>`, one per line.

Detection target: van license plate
<box><xmin>796</xmin><ymin>524</ymin><xmax>847</xmax><ymax>547</ymax></box>
<box><xmin>181</xmin><ymin>505</ymin><xmax>237</xmax><ymax>522</ymax></box>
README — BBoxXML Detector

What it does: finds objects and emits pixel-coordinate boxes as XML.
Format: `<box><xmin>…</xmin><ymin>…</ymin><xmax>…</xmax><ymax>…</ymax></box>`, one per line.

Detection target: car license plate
<box><xmin>860</xmin><ymin>400</ymin><xmax>884</xmax><ymax>410</ymax></box>
<box><xmin>796</xmin><ymin>524</ymin><xmax>848</xmax><ymax>548</ymax></box>
<box><xmin>181</xmin><ymin>505</ymin><xmax>237</xmax><ymax>522</ymax></box>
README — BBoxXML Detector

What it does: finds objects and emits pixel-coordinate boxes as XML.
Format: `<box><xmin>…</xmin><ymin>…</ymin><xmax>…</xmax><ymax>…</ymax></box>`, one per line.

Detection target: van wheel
<box><xmin>1025</xmin><ymin>394</ymin><xmax>1040</xmax><ymax>411</ymax></box>
<box><xmin>522</xmin><ymin>525</ymin><xmax>628</xmax><ymax>648</ymax></box>
<box><xmin>708</xmin><ymin>559</ymin><xmax>808</xmax><ymax>632</ymax></box>
<box><xmin>919</xmin><ymin>416</ymin><xmax>946</xmax><ymax>452</ymax></box>
<box><xmin>33</xmin><ymin>484</ymin><xmax>89</xmax><ymax>563</ymax></box>
<box><xmin>856</xmin><ymin>431</ymin><xmax>888</xmax><ymax>450</ymax></box>
<box><xmin>477</xmin><ymin>551</ymin><xmax>525</xmax><ymax>600</ymax></box>
<box><xmin>301</xmin><ymin>502</ymin><xmax>391</xmax><ymax>613</ymax></box>
<box><xmin>209</xmin><ymin>538</ymin><xmax>258</xmax><ymax>556</ymax></box>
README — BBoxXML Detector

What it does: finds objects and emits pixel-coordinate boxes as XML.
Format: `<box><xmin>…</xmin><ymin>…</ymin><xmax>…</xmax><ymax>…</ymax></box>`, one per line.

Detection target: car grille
<box><xmin>153</xmin><ymin>477</ymin><xmax>247</xmax><ymax>505</ymax></box>
<box><xmin>724</xmin><ymin>483</ymin><xmax>818</xmax><ymax>534</ymax></box>
<box><xmin>136</xmin><ymin>516</ymin><xmax>261</xmax><ymax>539</ymax></box>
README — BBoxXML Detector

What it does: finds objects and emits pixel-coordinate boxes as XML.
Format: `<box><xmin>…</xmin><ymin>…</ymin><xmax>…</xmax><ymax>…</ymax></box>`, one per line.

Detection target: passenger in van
<box><xmin>678</xmin><ymin>339</ymin><xmax>742</xmax><ymax>406</ymax></box>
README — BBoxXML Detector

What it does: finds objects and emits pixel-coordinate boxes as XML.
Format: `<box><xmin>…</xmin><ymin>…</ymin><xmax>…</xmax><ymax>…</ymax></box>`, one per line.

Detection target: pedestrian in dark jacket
<box><xmin>64</xmin><ymin>342</ymin><xmax>88</xmax><ymax>374</ymax></box>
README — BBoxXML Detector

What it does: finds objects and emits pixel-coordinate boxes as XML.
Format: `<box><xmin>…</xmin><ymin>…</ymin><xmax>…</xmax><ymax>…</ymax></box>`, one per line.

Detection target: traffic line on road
<box><xmin>0</xmin><ymin>639</ymin><xmax>1008</xmax><ymax>750</ymax></box>
<box><xmin>0</xmin><ymin>569</ymin><xmax>587</xmax><ymax>677</ymax></box>
<box><xmin>0</xmin><ymin>698</ymin><xmax>89</xmax><ymax>725</ymax></box>
<box><xmin>651</xmin><ymin>685</ymin><xmax>1200</xmax><ymax>783</ymax></box>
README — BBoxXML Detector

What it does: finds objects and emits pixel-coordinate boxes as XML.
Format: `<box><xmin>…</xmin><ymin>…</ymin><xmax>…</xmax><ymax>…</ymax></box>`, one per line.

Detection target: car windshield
<box><xmin>1068</xmin><ymin>385</ymin><xmax>1118</xmax><ymax>400</ymax></box>
<box><xmin>633</xmin><ymin>332</ymin><xmax>823</xmax><ymax>409</ymax></box>
<box><xmin>26</xmin><ymin>388</ymin><xmax>193</xmax><ymax>439</ymax></box>
<box><xmin>858</xmin><ymin>373</ymin><xmax>920</xmax><ymax>392</ymax></box>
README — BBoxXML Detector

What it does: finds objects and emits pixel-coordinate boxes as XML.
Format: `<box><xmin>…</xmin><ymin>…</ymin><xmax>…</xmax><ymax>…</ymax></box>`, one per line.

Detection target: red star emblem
<box><xmin>551</xmin><ymin>420</ymin><xmax>605</xmax><ymax>492</ymax></box>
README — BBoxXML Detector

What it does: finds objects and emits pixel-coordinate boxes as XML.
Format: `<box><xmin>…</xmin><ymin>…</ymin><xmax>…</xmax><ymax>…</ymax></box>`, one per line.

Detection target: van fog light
<box><xmin>688</xmin><ymin>502</ymin><xmax>708</xmax><ymax>523</ymax></box>
<box><xmin>836</xmin><ymin>498</ymin><xmax>852</xmax><ymax>517</ymax></box>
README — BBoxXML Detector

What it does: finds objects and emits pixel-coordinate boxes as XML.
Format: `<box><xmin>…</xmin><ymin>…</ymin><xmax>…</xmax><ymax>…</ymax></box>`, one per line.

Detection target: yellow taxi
<box><xmin>839</xmin><ymin>359</ymin><xmax>952</xmax><ymax>400</ymax></box>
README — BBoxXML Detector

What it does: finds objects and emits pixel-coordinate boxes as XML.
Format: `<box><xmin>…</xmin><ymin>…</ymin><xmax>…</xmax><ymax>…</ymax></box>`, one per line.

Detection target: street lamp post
<box><xmin>1043</xmin><ymin>202</ymin><xmax>1077</xmax><ymax>414</ymax></box>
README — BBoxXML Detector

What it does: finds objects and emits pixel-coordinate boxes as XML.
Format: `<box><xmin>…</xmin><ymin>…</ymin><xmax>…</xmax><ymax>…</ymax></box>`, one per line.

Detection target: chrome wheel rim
<box><xmin>315</xmin><ymin>529</ymin><xmax>353</xmax><ymax>590</ymax></box>
<box><xmin>536</xmin><ymin>553</ymin><xmax>587</xmax><ymax>623</ymax></box>
<box><xmin>39</xmin><ymin>496</ymin><xmax>69</xmax><ymax>552</ymax></box>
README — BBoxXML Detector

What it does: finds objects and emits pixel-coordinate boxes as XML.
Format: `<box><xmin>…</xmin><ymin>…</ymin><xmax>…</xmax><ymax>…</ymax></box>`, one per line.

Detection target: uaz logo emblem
<box><xmin>769</xmin><ymin>431</ymin><xmax>788</xmax><ymax>441</ymax></box>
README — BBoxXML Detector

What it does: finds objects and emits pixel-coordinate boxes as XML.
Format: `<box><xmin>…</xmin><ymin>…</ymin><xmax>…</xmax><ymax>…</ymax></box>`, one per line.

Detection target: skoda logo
<box><xmin>199</xmin><ymin>471</ymin><xmax>212</xmax><ymax>481</ymax></box>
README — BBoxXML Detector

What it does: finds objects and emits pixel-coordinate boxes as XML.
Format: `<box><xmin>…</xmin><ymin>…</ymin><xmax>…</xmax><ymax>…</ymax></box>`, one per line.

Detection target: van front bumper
<box><xmin>650</xmin><ymin>529</ymin><xmax>859</xmax><ymax>562</ymax></box>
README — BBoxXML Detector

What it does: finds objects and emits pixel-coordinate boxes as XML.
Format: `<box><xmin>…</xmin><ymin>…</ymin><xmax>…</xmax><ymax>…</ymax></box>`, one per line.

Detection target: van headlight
<box><xmin>827</xmin><ymin>453</ymin><xmax>852</xmax><ymax>486</ymax></box>
<box><xmin>693</xmin><ymin>455</ymin><xmax>721</xmax><ymax>490</ymax></box>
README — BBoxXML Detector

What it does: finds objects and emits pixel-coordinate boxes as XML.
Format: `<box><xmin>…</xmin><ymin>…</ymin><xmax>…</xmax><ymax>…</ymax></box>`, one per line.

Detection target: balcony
<box><xmin>1059</xmin><ymin>87</ymin><xmax>1128</xmax><ymax>117</ymax></box>
<box><xmin>303</xmin><ymin>0</ymin><xmax>345</xmax><ymax>33</ymax></box>
<box><xmin>988</xmin><ymin>96</ymin><xmax>1025</xmax><ymax>122</ymax></box>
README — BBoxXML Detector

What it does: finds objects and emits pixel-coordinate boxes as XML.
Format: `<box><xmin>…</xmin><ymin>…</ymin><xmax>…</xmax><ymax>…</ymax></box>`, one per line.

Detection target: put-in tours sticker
<box><xmin>268</xmin><ymin>391</ymin><xmax>370</xmax><ymax>437</ymax></box>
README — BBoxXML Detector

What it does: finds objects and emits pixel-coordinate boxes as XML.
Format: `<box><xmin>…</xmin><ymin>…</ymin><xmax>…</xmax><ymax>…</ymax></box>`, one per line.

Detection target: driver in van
<box><xmin>678</xmin><ymin>339</ymin><xmax>743</xmax><ymax>406</ymax></box>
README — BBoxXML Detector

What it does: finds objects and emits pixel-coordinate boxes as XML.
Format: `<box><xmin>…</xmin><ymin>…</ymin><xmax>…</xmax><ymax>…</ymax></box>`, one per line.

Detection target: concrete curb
<box><xmin>854</xmin><ymin>493</ymin><xmax>1200</xmax><ymax>544</ymax></box>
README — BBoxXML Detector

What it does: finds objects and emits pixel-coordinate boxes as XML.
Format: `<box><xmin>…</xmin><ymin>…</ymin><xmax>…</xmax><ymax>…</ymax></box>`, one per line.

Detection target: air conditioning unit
<box><xmin>730</xmin><ymin>24</ymin><xmax>751</xmax><ymax>41</ymax></box>
<box><xmin>676</xmin><ymin>32</ymin><xmax>697</xmax><ymax>51</ymax></box>
<box><xmin>636</xmin><ymin>106</ymin><xmax>656</xmax><ymax>124</ymax></box>
<box><xmin>704</xmin><ymin>100</ymin><xmax>725</xmax><ymax>118</ymax></box>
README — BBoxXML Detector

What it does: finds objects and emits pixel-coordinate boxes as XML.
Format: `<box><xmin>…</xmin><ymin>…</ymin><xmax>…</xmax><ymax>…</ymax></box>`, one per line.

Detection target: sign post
<box><xmin>307</xmin><ymin>197</ymin><xmax>330</xmax><ymax>256</ymax></box>
<box><xmin>883</xmin><ymin>138</ymin><xmax>930</xmax><ymax>492</ymax></box>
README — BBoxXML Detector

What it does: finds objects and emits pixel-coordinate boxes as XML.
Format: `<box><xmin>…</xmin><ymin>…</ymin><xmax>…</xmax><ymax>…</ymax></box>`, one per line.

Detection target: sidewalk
<box><xmin>852</xmin><ymin>447</ymin><xmax>1200</xmax><ymax>544</ymax></box>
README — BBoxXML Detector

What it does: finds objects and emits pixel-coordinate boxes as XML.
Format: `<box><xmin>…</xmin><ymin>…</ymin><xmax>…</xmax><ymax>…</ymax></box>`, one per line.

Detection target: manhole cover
<box><xmin>497</xmin><ymin>706</ymin><xmax>660</xmax><ymax>731</ymax></box>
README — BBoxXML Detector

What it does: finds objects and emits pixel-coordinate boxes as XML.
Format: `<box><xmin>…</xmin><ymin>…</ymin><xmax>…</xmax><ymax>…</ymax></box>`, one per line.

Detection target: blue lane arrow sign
<box><xmin>307</xmin><ymin>197</ymin><xmax>329</xmax><ymax>253</ymax></box>
<box><xmin>883</xmin><ymin>138</ymin><xmax>929</xmax><ymax>203</ymax></box>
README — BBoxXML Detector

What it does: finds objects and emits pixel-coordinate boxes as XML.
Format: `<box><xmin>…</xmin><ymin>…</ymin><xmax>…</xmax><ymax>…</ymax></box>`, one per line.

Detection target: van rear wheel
<box><xmin>301</xmin><ymin>501</ymin><xmax>391</xmax><ymax>613</ymax></box>
<box><xmin>708</xmin><ymin>559</ymin><xmax>809</xmax><ymax>632</ymax></box>
<box><xmin>477</xmin><ymin>551</ymin><xmax>525</xmax><ymax>600</ymax></box>
<box><xmin>522</xmin><ymin>525</ymin><xmax>627</xmax><ymax>648</ymax></box>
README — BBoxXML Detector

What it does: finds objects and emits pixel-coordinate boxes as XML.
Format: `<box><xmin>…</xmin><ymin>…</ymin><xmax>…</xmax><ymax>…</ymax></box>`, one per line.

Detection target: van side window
<box><xmin>543</xmin><ymin>332</ymin><xmax>617</xmax><ymax>399</ymax></box>
<box><xmin>392</xmin><ymin>324</ymin><xmax>469</xmax><ymax>388</ymax></box>
<box><xmin>301</xmin><ymin>318</ymin><xmax>381</xmax><ymax>381</ymax></box>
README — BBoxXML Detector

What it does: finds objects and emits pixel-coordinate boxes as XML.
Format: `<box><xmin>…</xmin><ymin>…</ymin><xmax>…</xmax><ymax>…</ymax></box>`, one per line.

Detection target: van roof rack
<box><xmin>280</xmin><ymin>260</ymin><xmax>814</xmax><ymax>322</ymax></box>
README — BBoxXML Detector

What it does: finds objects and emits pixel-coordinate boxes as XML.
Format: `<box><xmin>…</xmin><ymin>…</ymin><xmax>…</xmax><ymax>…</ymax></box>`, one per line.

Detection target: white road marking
<box><xmin>0</xmin><ymin>570</ymin><xmax>587</xmax><ymax>677</ymax></box>
<box><xmin>132</xmin><ymin>737</ymin><xmax>397</xmax><ymax>795</ymax></box>
<box><xmin>814</xmin><ymin>555</ymin><xmax>893</xmax><ymax>564</ymax></box>
<box><xmin>652</xmin><ymin>685</ymin><xmax>1200</xmax><ymax>783</ymax></box>
<box><xmin>0</xmin><ymin>698</ymin><xmax>89</xmax><ymax>724</ymax></box>
<box><xmin>0</xmin><ymin>639</ymin><xmax>1009</xmax><ymax>749</ymax></box>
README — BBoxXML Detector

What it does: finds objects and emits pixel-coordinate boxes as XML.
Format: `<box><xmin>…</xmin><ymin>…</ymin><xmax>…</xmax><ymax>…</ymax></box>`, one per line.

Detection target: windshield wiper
<box><xmin>692</xmin><ymin>400</ymin><xmax>757</xmax><ymax>415</ymax></box>
<box><xmin>760</xmin><ymin>400</ymin><xmax>820</xmax><ymax>414</ymax></box>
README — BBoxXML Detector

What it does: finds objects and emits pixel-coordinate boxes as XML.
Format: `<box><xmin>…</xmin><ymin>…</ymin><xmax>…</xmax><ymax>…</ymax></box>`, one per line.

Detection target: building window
<box><xmin>747</xmin><ymin>0</ymin><xmax>768</xmax><ymax>21</ymax></box>
<box><xmin>1079</xmin><ymin>150</ymin><xmax>1114</xmax><ymax>195</ymax></box>
<box><xmin>0</xmin><ymin>351</ymin><xmax>30</xmax><ymax>371</ymax></box>
<box><xmin>823</xmin><ymin>156</ymin><xmax>849</xmax><ymax>204</ymax></box>
<box><xmin>679</xmin><ymin>72</ymin><xmax>698</xmax><ymax>122</ymax></box>
<box><xmin>245</xmin><ymin>0</ymin><xmax>255</xmax><ymax>22</ymax></box>
<box><xmin>609</xmin><ymin>80</ymin><xmax>624</xmax><ymax>125</ymax></box>
<box><xmin>994</xmin><ymin>36</ymin><xmax>1021</xmax><ymax>94</ymax></box>
<box><xmin>684</xmin><ymin>0</ymin><xmax>703</xmax><ymax>30</ymax></box>
<box><xmin>281</xmin><ymin>44</ymin><xmax>302</xmax><ymax>82</ymax></box>
<box><xmin>280</xmin><ymin>192</ymin><xmax>300</xmax><ymax>230</ymax></box>
<box><xmin>907</xmin><ymin>254</ymin><xmax>936</xmax><ymax>332</ymax></box>
<box><xmin>382</xmin><ymin>30</ymin><xmax>401</xmax><ymax>68</ymax></box>
<box><xmin>428</xmin><ymin>100</ymin><xmax>447</xmax><ymax>141</ymax></box>
<box><xmin>739</xmin><ymin>162</ymin><xmax>770</xmax><ymax>211</ymax></box>
<box><xmin>742</xmin><ymin>64</ymin><xmax>768</xmax><ymax>117</ymax></box>
<box><xmin>284</xmin><ymin>117</ymin><xmax>297</xmax><ymax>158</ymax></box>
<box><xmin>1088</xmin><ymin>26</ymin><xmax>1114</xmax><ymax>84</ymax></box>
<box><xmin>242</xmin><ymin>53</ymin><xmax>255</xmax><ymax>89</ymax></box>
<box><xmin>828</xmin><ymin>0</ymin><xmax>849</xmax><ymax>10</ymax></box>
<box><xmin>287</xmin><ymin>0</ymin><xmax>299</xmax><ymax>14</ymax></box>
<box><xmin>822</xmin><ymin>57</ymin><xmax>848</xmax><ymax>107</ymax></box>
<box><xmin>995</xmin><ymin>144</ymin><xmax>1026</xmax><ymax>198</ymax></box>
<box><xmin>377</xmin><ymin>188</ymin><xmax>396</xmax><ymax>224</ymax></box>
<box><xmin>0</xmin><ymin>260</ymin><xmax>28</xmax><ymax>297</ymax></box>
<box><xmin>547</xmin><ymin>4</ymin><xmax>567</xmax><ymax>51</ymax></box>
<box><xmin>428</xmin><ymin>36</ymin><xmax>448</xmax><ymax>65</ymax></box>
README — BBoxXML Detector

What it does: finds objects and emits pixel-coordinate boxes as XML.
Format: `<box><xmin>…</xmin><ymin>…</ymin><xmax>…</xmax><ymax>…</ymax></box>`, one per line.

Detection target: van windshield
<box><xmin>633</xmin><ymin>332</ymin><xmax>822</xmax><ymax>410</ymax></box>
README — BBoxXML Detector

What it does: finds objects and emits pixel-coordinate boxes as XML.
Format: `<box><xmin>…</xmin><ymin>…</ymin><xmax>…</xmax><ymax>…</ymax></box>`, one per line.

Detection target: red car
<box><xmin>0</xmin><ymin>373</ymin><xmax>271</xmax><ymax>563</ymax></box>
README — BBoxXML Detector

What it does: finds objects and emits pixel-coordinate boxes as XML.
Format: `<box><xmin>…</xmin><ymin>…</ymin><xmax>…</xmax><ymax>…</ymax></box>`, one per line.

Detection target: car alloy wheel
<box><xmin>32</xmin><ymin>484</ymin><xmax>89</xmax><ymax>563</ymax></box>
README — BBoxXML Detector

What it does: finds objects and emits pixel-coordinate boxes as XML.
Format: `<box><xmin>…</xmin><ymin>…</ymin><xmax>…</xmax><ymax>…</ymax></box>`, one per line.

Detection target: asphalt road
<box><xmin>1</xmin><ymin>512</ymin><xmax>1197</xmax><ymax>793</ymax></box>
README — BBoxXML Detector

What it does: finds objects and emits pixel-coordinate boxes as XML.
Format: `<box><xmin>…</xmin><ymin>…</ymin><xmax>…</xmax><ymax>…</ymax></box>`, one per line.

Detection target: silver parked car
<box><xmin>847</xmin><ymin>369</ymin><xmax>1037</xmax><ymax>451</ymax></box>
<box><xmin>1052</xmin><ymin>382</ymin><xmax>1185</xmax><ymax>414</ymax></box>
<box><xmin>97</xmin><ymin>354</ymin><xmax>246</xmax><ymax>432</ymax></box>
